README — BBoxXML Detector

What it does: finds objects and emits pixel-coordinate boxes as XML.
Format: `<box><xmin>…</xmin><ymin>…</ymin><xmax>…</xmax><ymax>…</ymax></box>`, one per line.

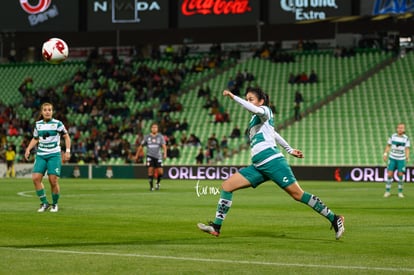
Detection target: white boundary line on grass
<box><xmin>3</xmin><ymin>247</ymin><xmax>414</xmax><ymax>272</ymax></box>
<box><xmin>17</xmin><ymin>190</ymin><xmax>35</xmax><ymax>197</ymax></box>
<box><xmin>16</xmin><ymin>191</ymin><xmax>108</xmax><ymax>198</ymax></box>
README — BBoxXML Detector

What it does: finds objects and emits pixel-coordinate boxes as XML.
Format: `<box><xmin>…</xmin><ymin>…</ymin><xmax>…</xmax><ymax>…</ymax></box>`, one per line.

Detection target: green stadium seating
<box><xmin>0</xmin><ymin>61</ymin><xmax>84</xmax><ymax>106</ymax></box>
<box><xmin>283</xmin><ymin>51</ymin><xmax>413</xmax><ymax>166</ymax></box>
<box><xmin>166</xmin><ymin>50</ymin><xmax>392</xmax><ymax>165</ymax></box>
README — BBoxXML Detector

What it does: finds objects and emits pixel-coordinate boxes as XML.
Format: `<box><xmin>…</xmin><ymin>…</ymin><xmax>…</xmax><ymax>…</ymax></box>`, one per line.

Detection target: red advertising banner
<box><xmin>178</xmin><ymin>0</ymin><xmax>260</xmax><ymax>28</ymax></box>
<box><xmin>0</xmin><ymin>0</ymin><xmax>78</xmax><ymax>31</ymax></box>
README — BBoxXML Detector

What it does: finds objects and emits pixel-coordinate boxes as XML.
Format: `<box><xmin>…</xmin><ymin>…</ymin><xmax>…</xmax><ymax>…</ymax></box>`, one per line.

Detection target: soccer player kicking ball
<box><xmin>197</xmin><ymin>88</ymin><xmax>345</xmax><ymax>240</ymax></box>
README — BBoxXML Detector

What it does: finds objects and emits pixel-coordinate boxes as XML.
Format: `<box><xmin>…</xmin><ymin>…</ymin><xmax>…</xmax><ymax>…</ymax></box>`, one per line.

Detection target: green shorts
<box><xmin>387</xmin><ymin>158</ymin><xmax>406</xmax><ymax>173</ymax></box>
<box><xmin>239</xmin><ymin>157</ymin><xmax>297</xmax><ymax>189</ymax></box>
<box><xmin>33</xmin><ymin>152</ymin><xmax>62</xmax><ymax>176</ymax></box>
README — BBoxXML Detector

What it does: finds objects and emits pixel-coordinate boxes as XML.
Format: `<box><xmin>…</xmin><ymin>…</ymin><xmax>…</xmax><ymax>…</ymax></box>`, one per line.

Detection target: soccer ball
<box><xmin>42</xmin><ymin>38</ymin><xmax>69</xmax><ymax>64</ymax></box>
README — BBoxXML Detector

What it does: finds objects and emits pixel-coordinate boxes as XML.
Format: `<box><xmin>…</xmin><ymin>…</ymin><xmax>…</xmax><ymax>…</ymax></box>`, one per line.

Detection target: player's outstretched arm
<box><xmin>274</xmin><ymin>131</ymin><xmax>303</xmax><ymax>158</ymax></box>
<box><xmin>224</xmin><ymin>90</ymin><xmax>264</xmax><ymax>115</ymax></box>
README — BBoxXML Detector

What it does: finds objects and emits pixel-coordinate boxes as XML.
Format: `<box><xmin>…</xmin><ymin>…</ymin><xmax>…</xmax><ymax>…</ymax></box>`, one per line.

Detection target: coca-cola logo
<box><xmin>181</xmin><ymin>0</ymin><xmax>252</xmax><ymax>16</ymax></box>
<box><xmin>19</xmin><ymin>0</ymin><xmax>51</xmax><ymax>14</ymax></box>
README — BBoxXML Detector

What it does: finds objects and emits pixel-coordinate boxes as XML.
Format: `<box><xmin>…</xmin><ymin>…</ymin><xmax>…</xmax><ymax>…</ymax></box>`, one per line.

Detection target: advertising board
<box><xmin>87</xmin><ymin>0</ymin><xmax>169</xmax><ymax>30</ymax></box>
<box><xmin>0</xmin><ymin>0</ymin><xmax>78</xmax><ymax>31</ymax></box>
<box><xmin>178</xmin><ymin>0</ymin><xmax>260</xmax><ymax>28</ymax></box>
<box><xmin>268</xmin><ymin>0</ymin><xmax>352</xmax><ymax>24</ymax></box>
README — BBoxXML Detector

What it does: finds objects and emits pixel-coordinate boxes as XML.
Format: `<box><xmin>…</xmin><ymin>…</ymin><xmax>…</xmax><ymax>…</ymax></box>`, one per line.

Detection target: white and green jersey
<box><xmin>234</xmin><ymin>96</ymin><xmax>283</xmax><ymax>167</ymax></box>
<box><xmin>387</xmin><ymin>133</ymin><xmax>410</xmax><ymax>160</ymax></box>
<box><xmin>33</xmin><ymin>118</ymin><xmax>68</xmax><ymax>156</ymax></box>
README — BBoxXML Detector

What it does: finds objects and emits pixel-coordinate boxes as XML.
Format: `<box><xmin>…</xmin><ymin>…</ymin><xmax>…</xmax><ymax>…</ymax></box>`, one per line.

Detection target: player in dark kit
<box><xmin>134</xmin><ymin>123</ymin><xmax>167</xmax><ymax>191</ymax></box>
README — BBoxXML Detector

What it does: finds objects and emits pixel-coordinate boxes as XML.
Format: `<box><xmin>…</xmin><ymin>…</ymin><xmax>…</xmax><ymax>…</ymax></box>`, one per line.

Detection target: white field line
<box><xmin>1</xmin><ymin>247</ymin><xmax>413</xmax><ymax>272</ymax></box>
<box><xmin>16</xmin><ymin>190</ymin><xmax>35</xmax><ymax>197</ymax></box>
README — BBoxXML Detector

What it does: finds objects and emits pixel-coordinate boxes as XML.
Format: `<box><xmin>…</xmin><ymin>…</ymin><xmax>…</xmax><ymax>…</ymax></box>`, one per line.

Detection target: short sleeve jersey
<box><xmin>141</xmin><ymin>133</ymin><xmax>165</xmax><ymax>159</ymax></box>
<box><xmin>387</xmin><ymin>133</ymin><xmax>410</xmax><ymax>160</ymax></box>
<box><xmin>33</xmin><ymin>118</ymin><xmax>68</xmax><ymax>155</ymax></box>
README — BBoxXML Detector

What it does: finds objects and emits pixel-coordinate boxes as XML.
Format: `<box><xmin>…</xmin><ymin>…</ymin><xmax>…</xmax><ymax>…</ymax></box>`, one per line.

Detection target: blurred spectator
<box><xmin>227</xmin><ymin>78</ymin><xmax>236</xmax><ymax>91</ymax></box>
<box><xmin>207</xmin><ymin>133</ymin><xmax>219</xmax><ymax>162</ymax></box>
<box><xmin>214</xmin><ymin>109</ymin><xmax>230</xmax><ymax>124</ymax></box>
<box><xmin>18</xmin><ymin>77</ymin><xmax>34</xmax><ymax>96</ymax></box>
<box><xmin>197</xmin><ymin>85</ymin><xmax>211</xmax><ymax>98</ymax></box>
<box><xmin>8</xmin><ymin>125</ymin><xmax>19</xmax><ymax>136</ymax></box>
<box><xmin>294</xmin><ymin>90</ymin><xmax>304</xmax><ymax>121</ymax></box>
<box><xmin>309</xmin><ymin>69</ymin><xmax>318</xmax><ymax>84</ymax></box>
<box><xmin>220</xmin><ymin>135</ymin><xmax>228</xmax><ymax>149</ymax></box>
<box><xmin>288</xmin><ymin>73</ymin><xmax>296</xmax><ymax>84</ymax></box>
<box><xmin>195</xmin><ymin>148</ymin><xmax>205</xmax><ymax>164</ymax></box>
<box><xmin>179</xmin><ymin>118</ymin><xmax>189</xmax><ymax>131</ymax></box>
<box><xmin>167</xmin><ymin>144</ymin><xmax>180</xmax><ymax>159</ymax></box>
<box><xmin>180</xmin><ymin>132</ymin><xmax>188</xmax><ymax>147</ymax></box>
<box><xmin>243</xmin><ymin>69</ymin><xmax>255</xmax><ymax>83</ymax></box>
<box><xmin>187</xmin><ymin>133</ymin><xmax>201</xmax><ymax>147</ymax></box>
<box><xmin>299</xmin><ymin>72</ymin><xmax>309</xmax><ymax>84</ymax></box>
<box><xmin>230</xmin><ymin>126</ymin><xmax>241</xmax><ymax>139</ymax></box>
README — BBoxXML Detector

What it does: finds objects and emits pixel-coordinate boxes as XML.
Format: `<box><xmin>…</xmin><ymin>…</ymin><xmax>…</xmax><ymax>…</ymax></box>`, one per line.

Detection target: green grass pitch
<box><xmin>0</xmin><ymin>178</ymin><xmax>413</xmax><ymax>274</ymax></box>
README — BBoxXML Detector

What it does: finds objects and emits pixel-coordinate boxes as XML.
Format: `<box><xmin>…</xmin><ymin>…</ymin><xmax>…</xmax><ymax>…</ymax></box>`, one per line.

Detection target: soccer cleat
<box><xmin>50</xmin><ymin>204</ymin><xmax>59</xmax><ymax>212</ymax></box>
<box><xmin>155</xmin><ymin>184</ymin><xmax>160</xmax><ymax>190</ymax></box>
<box><xmin>37</xmin><ymin>203</ymin><xmax>50</xmax><ymax>212</ymax></box>
<box><xmin>331</xmin><ymin>215</ymin><xmax>345</xmax><ymax>240</ymax></box>
<box><xmin>197</xmin><ymin>222</ymin><xmax>220</xmax><ymax>237</ymax></box>
<box><xmin>384</xmin><ymin>192</ymin><xmax>391</xmax><ymax>198</ymax></box>
<box><xmin>398</xmin><ymin>193</ymin><xmax>404</xmax><ymax>198</ymax></box>
<box><xmin>150</xmin><ymin>188</ymin><xmax>154</xmax><ymax>191</ymax></box>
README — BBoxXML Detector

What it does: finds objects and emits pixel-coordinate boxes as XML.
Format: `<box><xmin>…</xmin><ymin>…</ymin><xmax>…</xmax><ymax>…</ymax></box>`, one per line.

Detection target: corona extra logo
<box><xmin>19</xmin><ymin>0</ymin><xmax>51</xmax><ymax>14</ymax></box>
<box><xmin>280</xmin><ymin>0</ymin><xmax>338</xmax><ymax>11</ymax></box>
<box><xmin>279</xmin><ymin>0</ymin><xmax>339</xmax><ymax>20</ymax></box>
<box><xmin>181</xmin><ymin>0</ymin><xmax>252</xmax><ymax>16</ymax></box>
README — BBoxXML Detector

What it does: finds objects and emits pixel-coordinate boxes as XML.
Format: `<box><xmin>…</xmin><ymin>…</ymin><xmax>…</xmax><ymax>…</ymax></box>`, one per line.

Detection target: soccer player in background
<box><xmin>383</xmin><ymin>123</ymin><xmax>410</xmax><ymax>198</ymax></box>
<box><xmin>198</xmin><ymin>87</ymin><xmax>345</xmax><ymax>240</ymax></box>
<box><xmin>134</xmin><ymin>123</ymin><xmax>167</xmax><ymax>191</ymax></box>
<box><xmin>24</xmin><ymin>102</ymin><xmax>71</xmax><ymax>212</ymax></box>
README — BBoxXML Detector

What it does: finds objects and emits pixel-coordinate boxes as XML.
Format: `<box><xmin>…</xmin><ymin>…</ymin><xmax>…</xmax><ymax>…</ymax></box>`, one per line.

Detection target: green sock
<box><xmin>300</xmin><ymin>192</ymin><xmax>335</xmax><ymax>222</ymax></box>
<box><xmin>213</xmin><ymin>190</ymin><xmax>233</xmax><ymax>225</ymax></box>
<box><xmin>52</xmin><ymin>193</ymin><xmax>60</xmax><ymax>205</ymax></box>
<box><xmin>398</xmin><ymin>176</ymin><xmax>403</xmax><ymax>193</ymax></box>
<box><xmin>385</xmin><ymin>177</ymin><xmax>392</xmax><ymax>192</ymax></box>
<box><xmin>36</xmin><ymin>189</ymin><xmax>49</xmax><ymax>204</ymax></box>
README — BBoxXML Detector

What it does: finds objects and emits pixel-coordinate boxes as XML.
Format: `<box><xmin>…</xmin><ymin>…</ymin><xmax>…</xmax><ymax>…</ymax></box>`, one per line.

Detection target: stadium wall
<box><xmin>3</xmin><ymin>164</ymin><xmax>414</xmax><ymax>183</ymax></box>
